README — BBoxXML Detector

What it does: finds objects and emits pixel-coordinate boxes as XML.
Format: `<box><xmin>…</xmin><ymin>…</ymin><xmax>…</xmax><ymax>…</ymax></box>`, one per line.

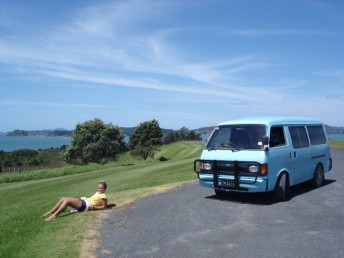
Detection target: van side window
<box><xmin>307</xmin><ymin>126</ymin><xmax>327</xmax><ymax>145</ymax></box>
<box><xmin>289</xmin><ymin>126</ymin><xmax>310</xmax><ymax>148</ymax></box>
<box><xmin>269</xmin><ymin>126</ymin><xmax>286</xmax><ymax>147</ymax></box>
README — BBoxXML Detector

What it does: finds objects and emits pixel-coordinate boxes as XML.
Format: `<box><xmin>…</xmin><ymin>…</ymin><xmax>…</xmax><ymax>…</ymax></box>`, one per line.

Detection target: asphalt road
<box><xmin>97</xmin><ymin>148</ymin><xmax>344</xmax><ymax>258</ymax></box>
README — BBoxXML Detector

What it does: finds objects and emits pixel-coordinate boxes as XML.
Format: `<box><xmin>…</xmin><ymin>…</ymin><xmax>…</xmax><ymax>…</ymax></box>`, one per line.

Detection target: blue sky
<box><xmin>0</xmin><ymin>0</ymin><xmax>343</xmax><ymax>132</ymax></box>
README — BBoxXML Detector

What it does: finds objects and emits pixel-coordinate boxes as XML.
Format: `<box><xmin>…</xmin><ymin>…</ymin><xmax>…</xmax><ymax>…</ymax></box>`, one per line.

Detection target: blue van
<box><xmin>194</xmin><ymin>117</ymin><xmax>332</xmax><ymax>201</ymax></box>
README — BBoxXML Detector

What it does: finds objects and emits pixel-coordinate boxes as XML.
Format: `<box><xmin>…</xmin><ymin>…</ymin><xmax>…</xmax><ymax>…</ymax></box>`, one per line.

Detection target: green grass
<box><xmin>330</xmin><ymin>139</ymin><xmax>344</xmax><ymax>149</ymax></box>
<box><xmin>0</xmin><ymin>141</ymin><xmax>204</xmax><ymax>258</ymax></box>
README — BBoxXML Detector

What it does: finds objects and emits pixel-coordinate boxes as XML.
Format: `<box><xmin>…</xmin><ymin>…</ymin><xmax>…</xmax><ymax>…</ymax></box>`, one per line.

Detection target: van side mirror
<box><xmin>262</xmin><ymin>136</ymin><xmax>269</xmax><ymax>150</ymax></box>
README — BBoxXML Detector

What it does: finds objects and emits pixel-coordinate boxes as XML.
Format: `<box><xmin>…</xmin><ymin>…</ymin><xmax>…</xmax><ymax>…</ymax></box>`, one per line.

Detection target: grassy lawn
<box><xmin>330</xmin><ymin>139</ymin><xmax>344</xmax><ymax>149</ymax></box>
<box><xmin>0</xmin><ymin>141</ymin><xmax>204</xmax><ymax>258</ymax></box>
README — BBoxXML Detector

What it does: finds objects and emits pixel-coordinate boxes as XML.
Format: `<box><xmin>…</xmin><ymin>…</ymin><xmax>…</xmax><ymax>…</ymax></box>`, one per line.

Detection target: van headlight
<box><xmin>201</xmin><ymin>162</ymin><xmax>212</xmax><ymax>171</ymax></box>
<box><xmin>249</xmin><ymin>165</ymin><xmax>259</xmax><ymax>173</ymax></box>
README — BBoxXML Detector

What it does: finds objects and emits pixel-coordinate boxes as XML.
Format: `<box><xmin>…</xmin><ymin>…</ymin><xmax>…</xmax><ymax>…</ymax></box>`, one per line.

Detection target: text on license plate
<box><xmin>221</xmin><ymin>179</ymin><xmax>235</xmax><ymax>188</ymax></box>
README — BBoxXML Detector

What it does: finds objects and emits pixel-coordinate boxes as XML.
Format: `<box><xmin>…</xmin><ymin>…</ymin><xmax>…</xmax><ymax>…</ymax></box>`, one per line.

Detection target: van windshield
<box><xmin>206</xmin><ymin>124</ymin><xmax>266</xmax><ymax>150</ymax></box>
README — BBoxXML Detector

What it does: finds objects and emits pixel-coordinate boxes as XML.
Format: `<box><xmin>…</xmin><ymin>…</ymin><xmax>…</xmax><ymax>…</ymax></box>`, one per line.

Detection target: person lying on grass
<box><xmin>43</xmin><ymin>181</ymin><xmax>107</xmax><ymax>221</ymax></box>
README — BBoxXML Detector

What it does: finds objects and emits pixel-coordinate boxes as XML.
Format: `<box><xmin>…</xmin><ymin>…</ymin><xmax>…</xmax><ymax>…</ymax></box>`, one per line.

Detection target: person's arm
<box><xmin>90</xmin><ymin>198</ymin><xmax>107</xmax><ymax>210</ymax></box>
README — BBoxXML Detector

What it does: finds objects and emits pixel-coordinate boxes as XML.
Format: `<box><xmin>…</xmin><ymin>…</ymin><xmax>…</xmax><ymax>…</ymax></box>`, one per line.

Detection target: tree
<box><xmin>0</xmin><ymin>151</ymin><xmax>3</xmax><ymax>172</ymax></box>
<box><xmin>163</xmin><ymin>127</ymin><xmax>202</xmax><ymax>143</ymax></box>
<box><xmin>65</xmin><ymin>118</ymin><xmax>124</xmax><ymax>164</ymax></box>
<box><xmin>179</xmin><ymin>126</ymin><xmax>189</xmax><ymax>140</ymax></box>
<box><xmin>186</xmin><ymin>130</ymin><xmax>202</xmax><ymax>141</ymax></box>
<box><xmin>128</xmin><ymin>119</ymin><xmax>163</xmax><ymax>160</ymax></box>
<box><xmin>163</xmin><ymin>131</ymin><xmax>176</xmax><ymax>144</ymax></box>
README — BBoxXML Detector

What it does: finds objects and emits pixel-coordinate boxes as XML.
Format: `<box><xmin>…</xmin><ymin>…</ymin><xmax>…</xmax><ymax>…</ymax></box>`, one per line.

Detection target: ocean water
<box><xmin>0</xmin><ymin>136</ymin><xmax>71</xmax><ymax>152</ymax></box>
<box><xmin>0</xmin><ymin>135</ymin><xmax>131</xmax><ymax>152</ymax></box>
<box><xmin>0</xmin><ymin>134</ymin><xmax>342</xmax><ymax>152</ymax></box>
<box><xmin>328</xmin><ymin>134</ymin><xmax>344</xmax><ymax>140</ymax></box>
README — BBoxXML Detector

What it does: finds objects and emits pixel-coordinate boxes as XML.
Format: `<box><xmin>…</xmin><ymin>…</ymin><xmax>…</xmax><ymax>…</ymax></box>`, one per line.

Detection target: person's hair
<box><xmin>99</xmin><ymin>181</ymin><xmax>107</xmax><ymax>190</ymax></box>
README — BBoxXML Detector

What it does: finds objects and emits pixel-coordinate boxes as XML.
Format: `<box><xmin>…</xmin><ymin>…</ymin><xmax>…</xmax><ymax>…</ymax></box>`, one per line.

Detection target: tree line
<box><xmin>0</xmin><ymin>118</ymin><xmax>201</xmax><ymax>171</ymax></box>
<box><xmin>0</xmin><ymin>147</ymin><xmax>67</xmax><ymax>173</ymax></box>
<box><xmin>163</xmin><ymin>126</ymin><xmax>203</xmax><ymax>144</ymax></box>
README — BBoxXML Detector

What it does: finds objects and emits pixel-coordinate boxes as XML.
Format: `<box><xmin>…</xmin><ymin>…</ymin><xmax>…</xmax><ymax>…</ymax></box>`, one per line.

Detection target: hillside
<box><xmin>324</xmin><ymin>125</ymin><xmax>344</xmax><ymax>134</ymax></box>
<box><xmin>0</xmin><ymin>141</ymin><xmax>204</xmax><ymax>257</ymax></box>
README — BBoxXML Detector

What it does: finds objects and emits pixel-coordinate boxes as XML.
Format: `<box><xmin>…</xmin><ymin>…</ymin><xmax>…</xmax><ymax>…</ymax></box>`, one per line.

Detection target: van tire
<box><xmin>312</xmin><ymin>164</ymin><xmax>324</xmax><ymax>188</ymax></box>
<box><xmin>274</xmin><ymin>173</ymin><xmax>289</xmax><ymax>202</ymax></box>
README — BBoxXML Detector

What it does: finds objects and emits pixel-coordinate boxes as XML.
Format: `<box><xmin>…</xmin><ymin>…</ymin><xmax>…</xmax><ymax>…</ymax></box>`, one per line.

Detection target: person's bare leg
<box><xmin>45</xmin><ymin>198</ymin><xmax>82</xmax><ymax>221</ymax></box>
<box><xmin>43</xmin><ymin>197</ymin><xmax>67</xmax><ymax>217</ymax></box>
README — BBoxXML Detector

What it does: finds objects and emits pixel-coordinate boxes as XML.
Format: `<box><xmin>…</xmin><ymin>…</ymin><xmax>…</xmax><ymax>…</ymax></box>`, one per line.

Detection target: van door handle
<box><xmin>294</xmin><ymin>151</ymin><xmax>297</xmax><ymax>158</ymax></box>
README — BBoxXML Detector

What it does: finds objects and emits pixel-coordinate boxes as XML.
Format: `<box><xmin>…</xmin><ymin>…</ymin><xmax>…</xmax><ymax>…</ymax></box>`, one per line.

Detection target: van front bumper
<box><xmin>199</xmin><ymin>173</ymin><xmax>268</xmax><ymax>193</ymax></box>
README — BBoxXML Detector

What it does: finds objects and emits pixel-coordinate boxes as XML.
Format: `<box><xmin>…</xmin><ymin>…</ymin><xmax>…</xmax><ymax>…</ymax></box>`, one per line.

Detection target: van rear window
<box><xmin>307</xmin><ymin>126</ymin><xmax>327</xmax><ymax>145</ymax></box>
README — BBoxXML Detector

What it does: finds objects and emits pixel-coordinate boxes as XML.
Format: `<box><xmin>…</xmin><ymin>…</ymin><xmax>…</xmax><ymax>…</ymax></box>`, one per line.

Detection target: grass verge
<box><xmin>330</xmin><ymin>139</ymin><xmax>344</xmax><ymax>149</ymax></box>
<box><xmin>0</xmin><ymin>141</ymin><xmax>204</xmax><ymax>258</ymax></box>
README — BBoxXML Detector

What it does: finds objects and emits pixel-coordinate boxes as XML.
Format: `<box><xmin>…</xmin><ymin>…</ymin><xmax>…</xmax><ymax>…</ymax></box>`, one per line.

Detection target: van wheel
<box><xmin>274</xmin><ymin>173</ymin><xmax>289</xmax><ymax>202</ymax></box>
<box><xmin>312</xmin><ymin>164</ymin><xmax>324</xmax><ymax>188</ymax></box>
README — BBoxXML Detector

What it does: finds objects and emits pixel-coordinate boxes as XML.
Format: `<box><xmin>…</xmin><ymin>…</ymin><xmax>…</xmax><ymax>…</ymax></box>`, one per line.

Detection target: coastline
<box><xmin>1</xmin><ymin>134</ymin><xmax>343</xmax><ymax>152</ymax></box>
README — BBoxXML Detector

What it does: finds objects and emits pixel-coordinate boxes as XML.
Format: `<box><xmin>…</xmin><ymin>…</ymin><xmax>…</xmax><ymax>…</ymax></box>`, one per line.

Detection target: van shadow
<box><xmin>289</xmin><ymin>179</ymin><xmax>335</xmax><ymax>199</ymax></box>
<box><xmin>206</xmin><ymin>191</ymin><xmax>275</xmax><ymax>205</ymax></box>
<box><xmin>205</xmin><ymin>179</ymin><xmax>336</xmax><ymax>205</ymax></box>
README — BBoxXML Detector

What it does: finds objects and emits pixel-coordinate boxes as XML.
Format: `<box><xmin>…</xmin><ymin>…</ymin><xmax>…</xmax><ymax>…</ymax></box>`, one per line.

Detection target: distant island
<box><xmin>2</xmin><ymin>127</ymin><xmax>175</xmax><ymax>137</ymax></box>
<box><xmin>1</xmin><ymin>125</ymin><xmax>343</xmax><ymax>137</ymax></box>
<box><xmin>6</xmin><ymin>129</ymin><xmax>74</xmax><ymax>137</ymax></box>
<box><xmin>324</xmin><ymin>125</ymin><xmax>344</xmax><ymax>134</ymax></box>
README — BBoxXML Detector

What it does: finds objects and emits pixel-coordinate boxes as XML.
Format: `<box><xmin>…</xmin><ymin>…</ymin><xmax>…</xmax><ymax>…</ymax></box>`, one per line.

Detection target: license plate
<box><xmin>221</xmin><ymin>179</ymin><xmax>235</xmax><ymax>188</ymax></box>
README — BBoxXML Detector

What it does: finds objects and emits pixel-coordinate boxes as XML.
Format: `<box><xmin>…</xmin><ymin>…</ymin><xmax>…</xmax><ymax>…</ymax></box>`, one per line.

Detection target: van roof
<box><xmin>218</xmin><ymin>116</ymin><xmax>323</xmax><ymax>126</ymax></box>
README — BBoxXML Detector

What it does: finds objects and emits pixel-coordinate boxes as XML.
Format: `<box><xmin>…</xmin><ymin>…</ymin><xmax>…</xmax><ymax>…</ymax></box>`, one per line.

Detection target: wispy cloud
<box><xmin>0</xmin><ymin>0</ymin><xmax>279</xmax><ymax>103</ymax></box>
<box><xmin>0</xmin><ymin>99</ymin><xmax>114</xmax><ymax>109</ymax></box>
<box><xmin>225</xmin><ymin>29</ymin><xmax>337</xmax><ymax>37</ymax></box>
<box><xmin>315</xmin><ymin>69</ymin><xmax>344</xmax><ymax>82</ymax></box>
<box><xmin>1</xmin><ymin>0</ymin><xmax>343</xmax><ymax>129</ymax></box>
